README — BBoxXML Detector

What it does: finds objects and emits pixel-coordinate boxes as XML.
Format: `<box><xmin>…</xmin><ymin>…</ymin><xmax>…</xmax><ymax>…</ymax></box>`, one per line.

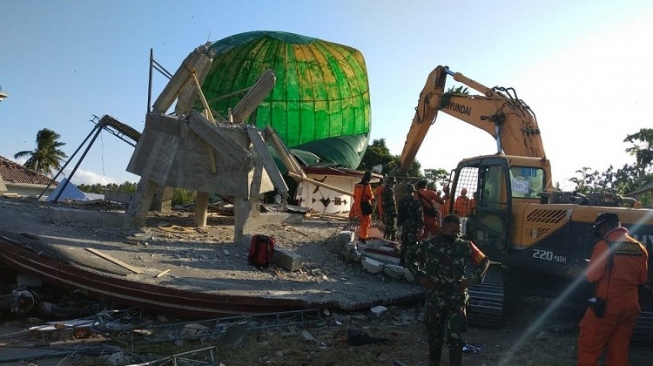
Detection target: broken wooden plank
<box><xmin>155</xmin><ymin>269</ymin><xmax>171</xmax><ymax>278</ymax></box>
<box><xmin>85</xmin><ymin>248</ymin><xmax>143</xmax><ymax>274</ymax></box>
<box><xmin>287</xmin><ymin>172</ymin><xmax>354</xmax><ymax>197</ymax></box>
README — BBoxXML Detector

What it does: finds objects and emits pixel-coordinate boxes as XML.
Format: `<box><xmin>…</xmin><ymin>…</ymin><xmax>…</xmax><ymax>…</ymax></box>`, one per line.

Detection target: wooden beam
<box><xmin>287</xmin><ymin>172</ymin><xmax>353</xmax><ymax>197</ymax></box>
<box><xmin>85</xmin><ymin>248</ymin><xmax>143</xmax><ymax>274</ymax></box>
<box><xmin>265</xmin><ymin>126</ymin><xmax>303</xmax><ymax>176</ymax></box>
<box><xmin>247</xmin><ymin>127</ymin><xmax>288</xmax><ymax>194</ymax></box>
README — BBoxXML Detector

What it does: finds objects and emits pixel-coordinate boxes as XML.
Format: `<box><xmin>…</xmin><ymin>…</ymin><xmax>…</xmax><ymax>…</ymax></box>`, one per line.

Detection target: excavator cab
<box><xmin>451</xmin><ymin>155</ymin><xmax>550</xmax><ymax>262</ymax></box>
<box><xmin>452</xmin><ymin>156</ymin><xmax>512</xmax><ymax>261</ymax></box>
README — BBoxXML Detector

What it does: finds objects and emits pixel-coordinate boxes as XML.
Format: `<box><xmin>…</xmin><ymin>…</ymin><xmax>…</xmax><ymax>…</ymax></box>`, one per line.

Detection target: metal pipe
<box><xmin>52</xmin><ymin>120</ymin><xmax>106</xmax><ymax>203</ymax></box>
<box><xmin>147</xmin><ymin>48</ymin><xmax>153</xmax><ymax>114</ymax></box>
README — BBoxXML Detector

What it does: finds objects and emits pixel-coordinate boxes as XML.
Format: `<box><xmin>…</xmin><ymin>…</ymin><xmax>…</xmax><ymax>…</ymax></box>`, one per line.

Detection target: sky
<box><xmin>1</xmin><ymin>1</ymin><xmax>652</xmax><ymax>190</ymax></box>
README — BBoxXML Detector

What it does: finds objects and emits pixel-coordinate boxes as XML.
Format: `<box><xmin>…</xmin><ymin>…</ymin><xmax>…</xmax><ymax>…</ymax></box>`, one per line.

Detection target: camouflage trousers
<box><xmin>425</xmin><ymin>292</ymin><xmax>468</xmax><ymax>348</ymax></box>
<box><xmin>400</xmin><ymin>224</ymin><xmax>420</xmax><ymax>262</ymax></box>
<box><xmin>383</xmin><ymin>216</ymin><xmax>397</xmax><ymax>241</ymax></box>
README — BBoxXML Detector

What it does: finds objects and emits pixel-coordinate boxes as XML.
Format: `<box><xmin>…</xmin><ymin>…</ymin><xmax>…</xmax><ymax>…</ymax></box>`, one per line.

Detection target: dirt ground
<box><xmin>0</xmin><ymin>196</ymin><xmax>651</xmax><ymax>365</ymax></box>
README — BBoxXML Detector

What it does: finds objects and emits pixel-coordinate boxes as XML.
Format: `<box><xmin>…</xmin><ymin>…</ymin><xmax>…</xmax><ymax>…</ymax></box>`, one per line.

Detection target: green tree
<box><xmin>423</xmin><ymin>168</ymin><xmax>450</xmax><ymax>187</ymax></box>
<box><xmin>624</xmin><ymin>128</ymin><xmax>653</xmax><ymax>177</ymax></box>
<box><xmin>357</xmin><ymin>138</ymin><xmax>422</xmax><ymax>177</ymax></box>
<box><xmin>569</xmin><ymin>129</ymin><xmax>653</xmax><ymax>206</ymax></box>
<box><xmin>568</xmin><ymin>167</ymin><xmax>599</xmax><ymax>194</ymax></box>
<box><xmin>14</xmin><ymin>128</ymin><xmax>67</xmax><ymax>177</ymax></box>
<box><xmin>611</xmin><ymin>129</ymin><xmax>653</xmax><ymax>197</ymax></box>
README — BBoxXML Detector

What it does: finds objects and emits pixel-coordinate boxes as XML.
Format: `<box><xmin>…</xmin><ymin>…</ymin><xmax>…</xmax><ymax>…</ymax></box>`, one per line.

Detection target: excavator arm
<box><xmin>394</xmin><ymin>65</ymin><xmax>546</xmax><ymax>176</ymax></box>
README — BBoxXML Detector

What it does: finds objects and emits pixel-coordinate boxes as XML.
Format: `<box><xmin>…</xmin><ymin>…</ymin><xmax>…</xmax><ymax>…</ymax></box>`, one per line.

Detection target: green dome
<box><xmin>202</xmin><ymin>31</ymin><xmax>371</xmax><ymax>169</ymax></box>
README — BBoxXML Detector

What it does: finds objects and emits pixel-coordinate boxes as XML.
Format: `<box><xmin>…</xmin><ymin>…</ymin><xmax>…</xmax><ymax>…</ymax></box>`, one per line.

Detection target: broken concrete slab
<box><xmin>361</xmin><ymin>257</ymin><xmax>384</xmax><ymax>274</ymax></box>
<box><xmin>383</xmin><ymin>264</ymin><xmax>405</xmax><ymax>280</ymax></box>
<box><xmin>336</xmin><ymin>231</ymin><xmax>355</xmax><ymax>246</ymax></box>
<box><xmin>273</xmin><ymin>248</ymin><xmax>303</xmax><ymax>271</ymax></box>
<box><xmin>404</xmin><ymin>268</ymin><xmax>415</xmax><ymax>282</ymax></box>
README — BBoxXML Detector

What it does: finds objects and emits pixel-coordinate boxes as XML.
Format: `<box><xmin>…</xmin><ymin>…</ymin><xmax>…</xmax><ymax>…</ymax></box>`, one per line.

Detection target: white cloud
<box><xmin>65</xmin><ymin>169</ymin><xmax>117</xmax><ymax>186</ymax></box>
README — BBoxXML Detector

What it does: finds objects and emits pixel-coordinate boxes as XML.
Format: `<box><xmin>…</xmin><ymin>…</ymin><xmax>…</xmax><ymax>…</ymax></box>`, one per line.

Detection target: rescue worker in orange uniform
<box><xmin>454</xmin><ymin>188</ymin><xmax>473</xmax><ymax>236</ymax></box>
<box><xmin>349</xmin><ymin>171</ymin><xmax>374</xmax><ymax>243</ymax></box>
<box><xmin>374</xmin><ymin>178</ymin><xmax>385</xmax><ymax>221</ymax></box>
<box><xmin>453</xmin><ymin>188</ymin><xmax>472</xmax><ymax>217</ymax></box>
<box><xmin>577</xmin><ymin>213</ymin><xmax>649</xmax><ymax>366</ymax></box>
<box><xmin>416</xmin><ymin>180</ymin><xmax>446</xmax><ymax>240</ymax></box>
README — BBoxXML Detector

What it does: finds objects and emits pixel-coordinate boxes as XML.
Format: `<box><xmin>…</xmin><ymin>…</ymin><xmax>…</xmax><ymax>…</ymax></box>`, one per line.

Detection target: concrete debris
<box><xmin>181</xmin><ymin>323</ymin><xmax>210</xmax><ymax>337</ymax></box>
<box><xmin>336</xmin><ymin>231</ymin><xmax>355</xmax><ymax>245</ymax></box>
<box><xmin>369</xmin><ymin>305</ymin><xmax>388</xmax><ymax>319</ymax></box>
<box><xmin>384</xmin><ymin>264</ymin><xmax>405</xmax><ymax>279</ymax></box>
<box><xmin>343</xmin><ymin>242</ymin><xmax>362</xmax><ymax>263</ymax></box>
<box><xmin>362</xmin><ymin>257</ymin><xmax>384</xmax><ymax>274</ymax></box>
<box><xmin>301</xmin><ymin>330</ymin><xmax>315</xmax><ymax>341</ymax></box>
<box><xmin>273</xmin><ymin>247</ymin><xmax>303</xmax><ymax>271</ymax></box>
<box><xmin>97</xmin><ymin>350</ymin><xmax>129</xmax><ymax>366</ymax></box>
<box><xmin>404</xmin><ymin>267</ymin><xmax>415</xmax><ymax>282</ymax></box>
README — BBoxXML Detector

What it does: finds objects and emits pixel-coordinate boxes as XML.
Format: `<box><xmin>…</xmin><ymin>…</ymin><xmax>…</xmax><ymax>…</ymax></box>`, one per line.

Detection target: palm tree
<box><xmin>14</xmin><ymin>128</ymin><xmax>68</xmax><ymax>177</ymax></box>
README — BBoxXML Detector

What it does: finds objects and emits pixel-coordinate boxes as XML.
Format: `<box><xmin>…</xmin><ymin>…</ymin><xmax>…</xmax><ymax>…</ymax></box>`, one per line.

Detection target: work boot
<box><xmin>428</xmin><ymin>344</ymin><xmax>443</xmax><ymax>366</ymax></box>
<box><xmin>449</xmin><ymin>345</ymin><xmax>463</xmax><ymax>366</ymax></box>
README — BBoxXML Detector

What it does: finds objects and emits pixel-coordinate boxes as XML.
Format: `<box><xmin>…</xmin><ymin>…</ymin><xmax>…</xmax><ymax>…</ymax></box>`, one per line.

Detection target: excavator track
<box><xmin>630</xmin><ymin>286</ymin><xmax>653</xmax><ymax>346</ymax></box>
<box><xmin>467</xmin><ymin>263</ymin><xmax>504</xmax><ymax>328</ymax></box>
<box><xmin>632</xmin><ymin>310</ymin><xmax>653</xmax><ymax>346</ymax></box>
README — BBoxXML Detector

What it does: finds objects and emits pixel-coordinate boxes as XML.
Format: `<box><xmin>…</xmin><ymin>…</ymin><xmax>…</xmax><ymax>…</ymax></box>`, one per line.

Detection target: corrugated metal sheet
<box><xmin>202</xmin><ymin>31</ymin><xmax>371</xmax><ymax>169</ymax></box>
<box><xmin>0</xmin><ymin>155</ymin><xmax>55</xmax><ymax>185</ymax></box>
<box><xmin>47</xmin><ymin>178</ymin><xmax>105</xmax><ymax>202</ymax></box>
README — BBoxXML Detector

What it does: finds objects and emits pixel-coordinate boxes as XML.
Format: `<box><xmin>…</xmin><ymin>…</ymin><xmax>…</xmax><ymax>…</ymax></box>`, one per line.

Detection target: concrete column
<box><xmin>233</xmin><ymin>196</ymin><xmax>251</xmax><ymax>246</ymax></box>
<box><xmin>151</xmin><ymin>186</ymin><xmax>174</xmax><ymax>212</ymax></box>
<box><xmin>194</xmin><ymin>192</ymin><xmax>210</xmax><ymax>228</ymax></box>
<box><xmin>124</xmin><ymin>179</ymin><xmax>159</xmax><ymax>228</ymax></box>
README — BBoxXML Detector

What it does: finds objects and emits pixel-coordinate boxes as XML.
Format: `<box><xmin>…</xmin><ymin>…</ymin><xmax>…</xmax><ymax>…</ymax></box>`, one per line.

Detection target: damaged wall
<box><xmin>127</xmin><ymin>112</ymin><xmax>274</xmax><ymax>198</ymax></box>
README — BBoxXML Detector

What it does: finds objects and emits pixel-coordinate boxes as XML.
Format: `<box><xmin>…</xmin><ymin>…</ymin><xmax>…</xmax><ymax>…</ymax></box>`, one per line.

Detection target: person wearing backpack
<box><xmin>577</xmin><ymin>213</ymin><xmax>649</xmax><ymax>366</ymax></box>
<box><xmin>349</xmin><ymin>171</ymin><xmax>374</xmax><ymax>243</ymax></box>
<box><xmin>416</xmin><ymin>180</ymin><xmax>446</xmax><ymax>240</ymax></box>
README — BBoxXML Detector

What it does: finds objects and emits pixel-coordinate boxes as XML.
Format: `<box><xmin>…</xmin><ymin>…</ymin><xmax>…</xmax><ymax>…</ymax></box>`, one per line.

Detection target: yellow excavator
<box><xmin>395</xmin><ymin>65</ymin><xmax>653</xmax><ymax>342</ymax></box>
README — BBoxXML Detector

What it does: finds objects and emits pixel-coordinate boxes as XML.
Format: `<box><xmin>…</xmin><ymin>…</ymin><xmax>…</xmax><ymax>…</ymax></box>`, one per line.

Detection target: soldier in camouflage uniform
<box><xmin>382</xmin><ymin>176</ymin><xmax>398</xmax><ymax>241</ymax></box>
<box><xmin>397</xmin><ymin>183</ymin><xmax>423</xmax><ymax>265</ymax></box>
<box><xmin>405</xmin><ymin>214</ymin><xmax>490</xmax><ymax>366</ymax></box>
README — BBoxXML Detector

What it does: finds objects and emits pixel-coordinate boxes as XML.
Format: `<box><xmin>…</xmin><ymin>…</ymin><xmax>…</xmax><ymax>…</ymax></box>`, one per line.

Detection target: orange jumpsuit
<box><xmin>349</xmin><ymin>183</ymin><xmax>374</xmax><ymax>240</ymax></box>
<box><xmin>440</xmin><ymin>197</ymin><xmax>450</xmax><ymax>218</ymax></box>
<box><xmin>417</xmin><ymin>188</ymin><xmax>445</xmax><ymax>239</ymax></box>
<box><xmin>577</xmin><ymin>227</ymin><xmax>648</xmax><ymax>366</ymax></box>
<box><xmin>454</xmin><ymin>195</ymin><xmax>472</xmax><ymax>217</ymax></box>
<box><xmin>375</xmin><ymin>184</ymin><xmax>384</xmax><ymax>221</ymax></box>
